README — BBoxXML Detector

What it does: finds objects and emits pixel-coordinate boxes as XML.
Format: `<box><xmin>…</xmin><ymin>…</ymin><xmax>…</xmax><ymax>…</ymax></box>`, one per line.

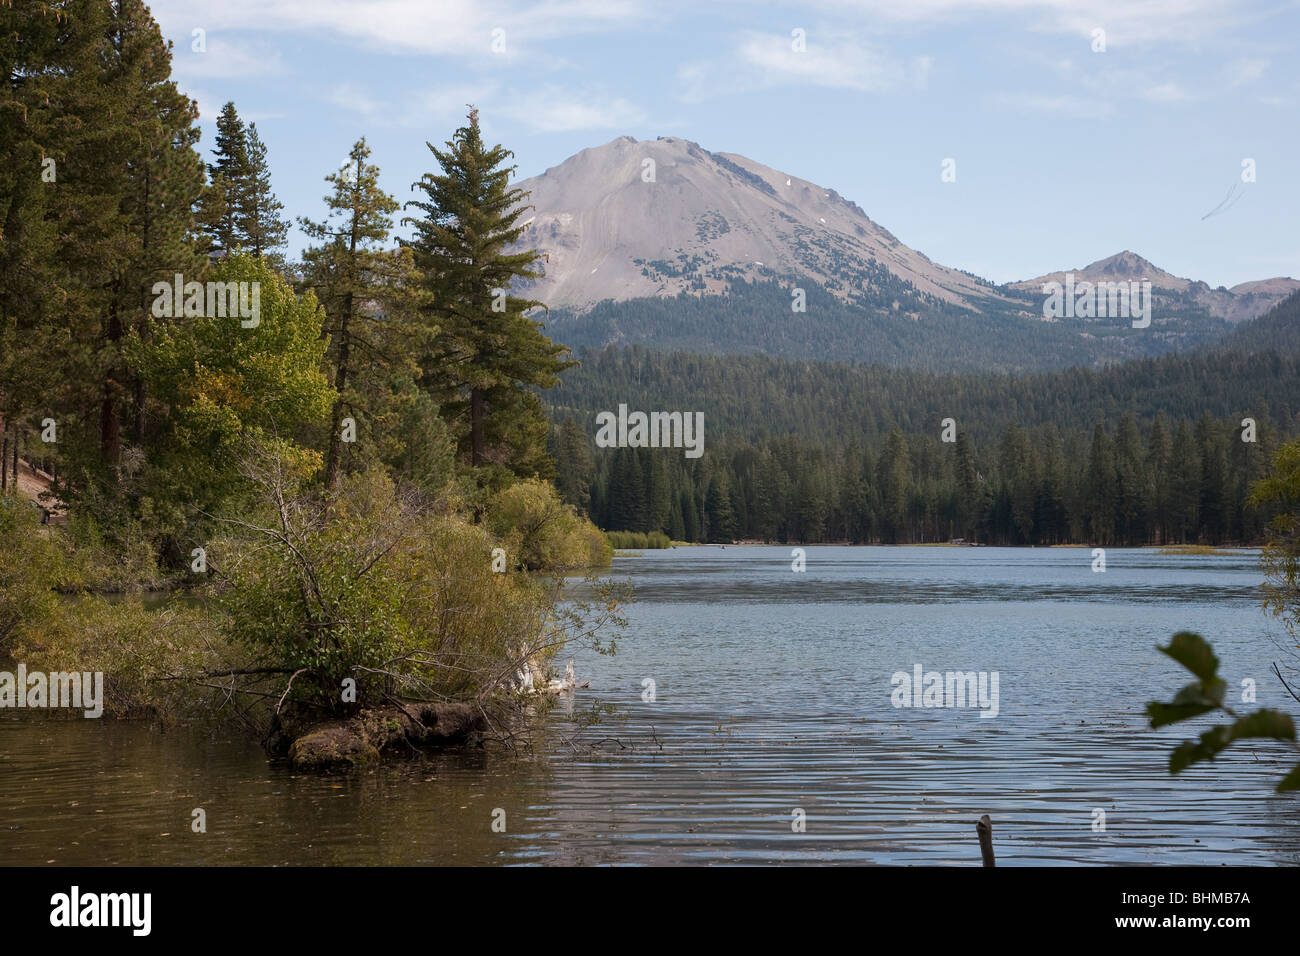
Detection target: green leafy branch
<box><xmin>1146</xmin><ymin>631</ymin><xmax>1300</xmax><ymax>793</ymax></box>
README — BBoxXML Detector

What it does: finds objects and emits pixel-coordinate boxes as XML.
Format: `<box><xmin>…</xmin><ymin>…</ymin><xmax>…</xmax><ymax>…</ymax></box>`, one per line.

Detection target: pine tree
<box><xmin>680</xmin><ymin>487</ymin><xmax>700</xmax><ymax>542</ymax></box>
<box><xmin>300</xmin><ymin>138</ymin><xmax>416</xmax><ymax>489</ymax></box>
<box><xmin>1114</xmin><ymin>413</ymin><xmax>1147</xmax><ymax>544</ymax></box>
<box><xmin>42</xmin><ymin>0</ymin><xmax>206</xmax><ymax>475</ymax></box>
<box><xmin>1196</xmin><ymin>414</ymin><xmax>1227</xmax><ymax>544</ymax></box>
<box><xmin>404</xmin><ymin>107</ymin><xmax>575</xmax><ymax>482</ymax></box>
<box><xmin>0</xmin><ymin>0</ymin><xmax>66</xmax><ymax>456</ymax></box>
<box><xmin>201</xmin><ymin>105</ymin><xmax>287</xmax><ymax>261</ymax></box>
<box><xmin>645</xmin><ymin>449</ymin><xmax>672</xmax><ymax>532</ymax></box>
<box><xmin>1085</xmin><ymin>424</ymin><xmax>1118</xmax><ymax>544</ymax></box>
<box><xmin>204</xmin><ymin>102</ymin><xmax>249</xmax><ymax>254</ymax></box>
<box><xmin>951</xmin><ymin>432</ymin><xmax>979</xmax><ymax>541</ymax></box>
<box><xmin>241</xmin><ymin>122</ymin><xmax>289</xmax><ymax>259</ymax></box>
<box><xmin>704</xmin><ymin>472</ymin><xmax>736</xmax><ymax>543</ymax></box>
<box><xmin>999</xmin><ymin>423</ymin><xmax>1036</xmax><ymax>543</ymax></box>
<box><xmin>1148</xmin><ymin>414</ymin><xmax>1173</xmax><ymax>544</ymax></box>
<box><xmin>550</xmin><ymin>417</ymin><xmax>595</xmax><ymax>510</ymax></box>
<box><xmin>1170</xmin><ymin>421</ymin><xmax>1200</xmax><ymax>543</ymax></box>
<box><xmin>877</xmin><ymin>428</ymin><xmax>911</xmax><ymax>542</ymax></box>
<box><xmin>1034</xmin><ymin>426</ymin><xmax>1068</xmax><ymax>544</ymax></box>
<box><xmin>607</xmin><ymin>447</ymin><xmax>647</xmax><ymax>530</ymax></box>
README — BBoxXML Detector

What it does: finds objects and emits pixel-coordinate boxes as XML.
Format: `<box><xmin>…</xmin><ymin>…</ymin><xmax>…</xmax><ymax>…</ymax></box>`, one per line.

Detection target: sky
<box><xmin>148</xmin><ymin>0</ymin><xmax>1300</xmax><ymax>288</ymax></box>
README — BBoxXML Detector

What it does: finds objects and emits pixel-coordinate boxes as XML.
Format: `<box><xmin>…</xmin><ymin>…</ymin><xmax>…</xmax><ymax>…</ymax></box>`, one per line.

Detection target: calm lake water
<box><xmin>3</xmin><ymin>546</ymin><xmax>1298</xmax><ymax>866</ymax></box>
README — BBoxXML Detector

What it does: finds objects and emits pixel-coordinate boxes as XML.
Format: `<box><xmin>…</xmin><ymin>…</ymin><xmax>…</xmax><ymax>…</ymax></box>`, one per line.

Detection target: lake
<box><xmin>2</xmin><ymin>546</ymin><xmax>1298</xmax><ymax>866</ymax></box>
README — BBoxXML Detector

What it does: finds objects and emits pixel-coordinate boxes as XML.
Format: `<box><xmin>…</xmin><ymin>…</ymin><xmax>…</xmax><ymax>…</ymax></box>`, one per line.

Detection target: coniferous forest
<box><xmin>1</xmin><ymin>2</ymin><xmax>612</xmax><ymax>744</ymax></box>
<box><xmin>547</xmin><ymin>292</ymin><xmax>1300</xmax><ymax>545</ymax></box>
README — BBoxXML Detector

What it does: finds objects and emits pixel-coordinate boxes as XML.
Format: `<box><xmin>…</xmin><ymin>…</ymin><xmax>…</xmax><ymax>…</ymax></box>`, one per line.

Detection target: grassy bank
<box><xmin>605</xmin><ymin>529</ymin><xmax>672</xmax><ymax>549</ymax></box>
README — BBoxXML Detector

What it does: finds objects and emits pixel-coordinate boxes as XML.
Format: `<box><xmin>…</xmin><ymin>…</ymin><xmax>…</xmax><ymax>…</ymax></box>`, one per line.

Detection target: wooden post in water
<box><xmin>976</xmin><ymin>814</ymin><xmax>995</xmax><ymax>867</ymax></box>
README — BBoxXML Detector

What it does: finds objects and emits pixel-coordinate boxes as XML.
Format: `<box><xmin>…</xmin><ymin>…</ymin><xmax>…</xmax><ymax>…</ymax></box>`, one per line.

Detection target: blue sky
<box><xmin>150</xmin><ymin>0</ymin><xmax>1300</xmax><ymax>288</ymax></box>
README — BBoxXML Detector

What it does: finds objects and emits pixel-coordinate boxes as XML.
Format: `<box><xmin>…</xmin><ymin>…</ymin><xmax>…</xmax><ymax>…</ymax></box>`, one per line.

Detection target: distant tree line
<box><xmin>546</xmin><ymin>294</ymin><xmax>1300</xmax><ymax>544</ymax></box>
<box><xmin>551</xmin><ymin>412</ymin><xmax>1282</xmax><ymax>545</ymax></box>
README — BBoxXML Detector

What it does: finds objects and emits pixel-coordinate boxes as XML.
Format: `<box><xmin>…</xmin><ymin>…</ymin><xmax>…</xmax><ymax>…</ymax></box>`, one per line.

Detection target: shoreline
<box><xmin>618</xmin><ymin>541</ymin><xmax>1260</xmax><ymax>552</ymax></box>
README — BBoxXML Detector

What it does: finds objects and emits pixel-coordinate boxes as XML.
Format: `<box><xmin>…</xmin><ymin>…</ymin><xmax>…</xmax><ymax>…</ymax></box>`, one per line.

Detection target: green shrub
<box><xmin>0</xmin><ymin>494</ymin><xmax>60</xmax><ymax>648</ymax></box>
<box><xmin>605</xmin><ymin>529</ymin><xmax>671</xmax><ymax>550</ymax></box>
<box><xmin>488</xmin><ymin>478</ymin><xmax>611</xmax><ymax>572</ymax></box>
<box><xmin>210</xmin><ymin>468</ymin><xmax>600</xmax><ymax>716</ymax></box>
<box><xmin>13</xmin><ymin>595</ymin><xmax>229</xmax><ymax>720</ymax></box>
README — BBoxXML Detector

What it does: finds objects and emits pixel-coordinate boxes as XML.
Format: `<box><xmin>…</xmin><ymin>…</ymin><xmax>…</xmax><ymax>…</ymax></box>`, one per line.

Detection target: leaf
<box><xmin>1170</xmin><ymin>725</ymin><xmax>1234</xmax><ymax>774</ymax></box>
<box><xmin>1168</xmin><ymin>710</ymin><xmax>1295</xmax><ymax>775</ymax></box>
<box><xmin>1146</xmin><ymin>677</ymin><xmax>1226</xmax><ymax>728</ymax></box>
<box><xmin>1172</xmin><ymin>677</ymin><xmax>1227</xmax><ymax>707</ymax></box>
<box><xmin>1228</xmin><ymin>709</ymin><xmax>1296</xmax><ymax>743</ymax></box>
<box><xmin>1276</xmin><ymin>764</ymin><xmax>1300</xmax><ymax>793</ymax></box>
<box><xmin>1158</xmin><ymin>632</ymin><xmax>1220</xmax><ymax>681</ymax></box>
<box><xmin>1147</xmin><ymin>700</ymin><xmax>1217</xmax><ymax>729</ymax></box>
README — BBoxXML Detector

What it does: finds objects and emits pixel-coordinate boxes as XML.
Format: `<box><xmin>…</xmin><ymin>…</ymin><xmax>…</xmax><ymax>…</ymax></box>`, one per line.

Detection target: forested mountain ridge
<box><xmin>543</xmin><ymin>277</ymin><xmax>1237</xmax><ymax>372</ymax></box>
<box><xmin>1222</xmin><ymin>287</ymin><xmax>1300</xmax><ymax>353</ymax></box>
<box><xmin>544</xmin><ymin>292</ymin><xmax>1300</xmax><ymax>546</ymax></box>
<box><xmin>548</xmin><ymin>290</ymin><xmax>1300</xmax><ymax>447</ymax></box>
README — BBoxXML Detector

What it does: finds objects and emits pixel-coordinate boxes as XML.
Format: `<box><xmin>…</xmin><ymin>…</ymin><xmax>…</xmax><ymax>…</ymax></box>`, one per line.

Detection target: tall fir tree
<box><xmin>704</xmin><ymin>472</ymin><xmax>736</xmax><ymax>542</ymax></box>
<box><xmin>204</xmin><ymin>102</ymin><xmax>249</xmax><ymax>254</ymax></box>
<box><xmin>1148</xmin><ymin>413</ymin><xmax>1173</xmax><ymax>544</ymax></box>
<box><xmin>1084</xmin><ymin>424</ymin><xmax>1118</xmax><ymax>544</ymax></box>
<box><xmin>241</xmin><ymin>122</ymin><xmax>289</xmax><ymax>259</ymax></box>
<box><xmin>549</xmin><ymin>417</ymin><xmax>595</xmax><ymax>511</ymax></box>
<box><xmin>200</xmin><ymin>105</ymin><xmax>287</xmax><ymax>261</ymax></box>
<box><xmin>404</xmin><ymin>107</ymin><xmax>575</xmax><ymax>484</ymax></box>
<box><xmin>1169</xmin><ymin>420</ymin><xmax>1201</xmax><ymax>543</ymax></box>
<box><xmin>877</xmin><ymin>428</ymin><xmax>911</xmax><ymax>543</ymax></box>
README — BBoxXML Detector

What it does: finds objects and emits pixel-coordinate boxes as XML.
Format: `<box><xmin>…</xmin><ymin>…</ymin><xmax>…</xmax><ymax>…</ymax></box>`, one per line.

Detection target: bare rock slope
<box><xmin>514</xmin><ymin>136</ymin><xmax>1009</xmax><ymax>312</ymax></box>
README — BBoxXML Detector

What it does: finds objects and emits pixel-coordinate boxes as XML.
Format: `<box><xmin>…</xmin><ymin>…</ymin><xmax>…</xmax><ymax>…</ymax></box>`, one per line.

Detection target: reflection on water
<box><xmin>2</xmin><ymin>546</ymin><xmax>1298</xmax><ymax>865</ymax></box>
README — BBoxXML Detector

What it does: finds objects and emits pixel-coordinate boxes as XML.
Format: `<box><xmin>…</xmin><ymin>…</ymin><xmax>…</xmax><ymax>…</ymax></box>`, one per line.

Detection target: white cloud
<box><xmin>991</xmin><ymin>91</ymin><xmax>1112</xmax><ymax>118</ymax></box>
<box><xmin>172</xmin><ymin>37</ymin><xmax>284</xmax><ymax>78</ymax></box>
<box><xmin>737</xmin><ymin>32</ymin><xmax>906</xmax><ymax>92</ymax></box>
<box><xmin>148</xmin><ymin>0</ymin><xmax>650</xmax><ymax>59</ymax></box>
<box><xmin>680</xmin><ymin>30</ymin><xmax>927</xmax><ymax>102</ymax></box>
<box><xmin>320</xmin><ymin>81</ymin><xmax>499</xmax><ymax>128</ymax></box>
<box><xmin>911</xmin><ymin>55</ymin><xmax>935</xmax><ymax>90</ymax></box>
<box><xmin>1142</xmin><ymin>81</ymin><xmax>1189</xmax><ymax>102</ymax></box>
<box><xmin>418</xmin><ymin>86</ymin><xmax>506</xmax><ymax>122</ymax></box>
<box><xmin>327</xmin><ymin>84</ymin><xmax>385</xmax><ymax>116</ymax></box>
<box><xmin>810</xmin><ymin>0</ymin><xmax>1248</xmax><ymax>46</ymax></box>
<box><xmin>497</xmin><ymin>86</ymin><xmax>648</xmax><ymax>132</ymax></box>
<box><xmin>1225</xmin><ymin>58</ymin><xmax>1269</xmax><ymax>86</ymax></box>
<box><xmin>317</xmin><ymin>78</ymin><xmax>633</xmax><ymax>132</ymax></box>
<box><xmin>1012</xmin><ymin>47</ymin><xmax>1207</xmax><ymax>109</ymax></box>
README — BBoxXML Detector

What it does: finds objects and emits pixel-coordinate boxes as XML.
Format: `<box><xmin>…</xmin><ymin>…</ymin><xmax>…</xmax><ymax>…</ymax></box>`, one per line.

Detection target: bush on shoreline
<box><xmin>605</xmin><ymin>529</ymin><xmax>671</xmax><ymax>550</ymax></box>
<box><xmin>488</xmin><ymin>479</ymin><xmax>611</xmax><ymax>571</ymax></box>
<box><xmin>3</xmin><ymin>451</ymin><xmax>624</xmax><ymax>733</ymax></box>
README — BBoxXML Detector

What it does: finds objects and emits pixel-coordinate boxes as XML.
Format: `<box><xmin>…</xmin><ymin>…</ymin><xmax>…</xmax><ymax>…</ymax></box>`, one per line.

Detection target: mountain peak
<box><xmin>1083</xmin><ymin>251</ymin><xmax>1163</xmax><ymax>277</ymax></box>
<box><xmin>1010</xmin><ymin>251</ymin><xmax>1300</xmax><ymax>323</ymax></box>
<box><xmin>1014</xmin><ymin>251</ymin><xmax>1189</xmax><ymax>293</ymax></box>
<box><xmin>514</xmin><ymin>138</ymin><xmax>1002</xmax><ymax>311</ymax></box>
